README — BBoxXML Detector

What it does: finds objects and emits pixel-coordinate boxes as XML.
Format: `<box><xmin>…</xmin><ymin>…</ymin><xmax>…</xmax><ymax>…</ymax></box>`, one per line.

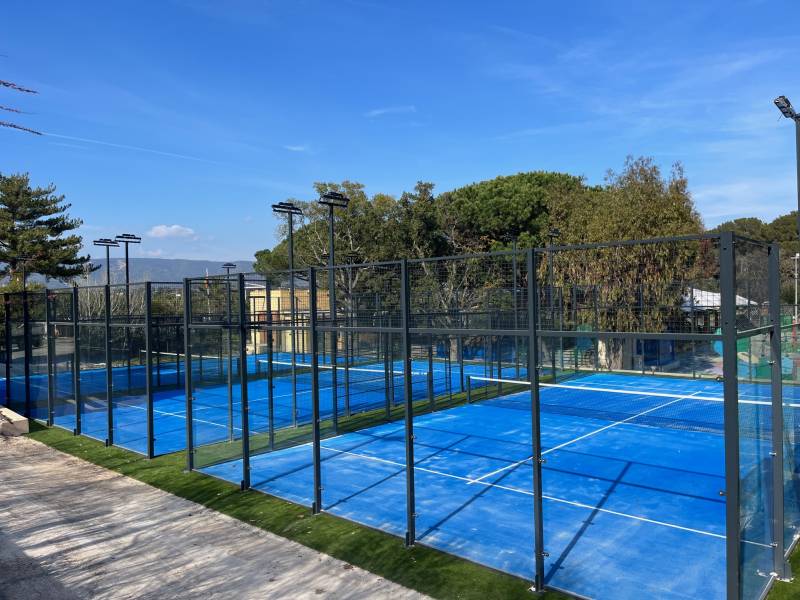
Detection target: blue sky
<box><xmin>1</xmin><ymin>0</ymin><xmax>799</xmax><ymax>261</ymax></box>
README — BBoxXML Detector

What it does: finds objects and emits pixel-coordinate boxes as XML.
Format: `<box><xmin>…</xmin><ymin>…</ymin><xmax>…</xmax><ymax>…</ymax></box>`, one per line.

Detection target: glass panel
<box><xmin>0</xmin><ymin>297</ymin><xmax>6</xmax><ymax>407</ymax></box>
<box><xmin>738</xmin><ymin>330</ymin><xmax>775</xmax><ymax>598</ymax></box>
<box><xmin>150</xmin><ymin>281</ymin><xmax>186</xmax><ymax>456</ymax></box>
<box><xmin>49</xmin><ymin>290</ymin><xmax>76</xmax><ymax>431</ymax></box>
<box><xmin>318</xmin><ymin>262</ymin><xmax>407</xmax><ymax>532</ymax></box>
<box><xmin>28</xmin><ymin>292</ymin><xmax>49</xmax><ymax>421</ymax></box>
<box><xmin>781</xmin><ymin>316</ymin><xmax>800</xmax><ymax>552</ymax></box>
<box><xmin>78</xmin><ymin>323</ymin><xmax>108</xmax><ymax>442</ymax></box>
<box><xmin>110</xmin><ymin>324</ymin><xmax>148</xmax><ymax>453</ymax></box>
<box><xmin>245</xmin><ymin>275</ymin><xmax>314</xmax><ymax>506</ymax></box>
<box><xmin>8</xmin><ymin>294</ymin><xmax>26</xmax><ymax>415</ymax></box>
<box><xmin>51</xmin><ymin>322</ymin><xmax>76</xmax><ymax>431</ymax></box>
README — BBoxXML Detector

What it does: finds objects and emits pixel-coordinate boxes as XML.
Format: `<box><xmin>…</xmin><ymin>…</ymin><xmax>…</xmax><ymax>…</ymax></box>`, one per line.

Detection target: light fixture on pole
<box><xmin>271</xmin><ymin>201</ymin><xmax>303</xmax><ymax>427</ymax></box>
<box><xmin>93</xmin><ymin>238</ymin><xmax>119</xmax><ymax>284</ymax></box>
<box><xmin>774</xmin><ymin>96</ymin><xmax>800</xmax><ymax>241</ymax></box>
<box><xmin>114</xmin><ymin>234</ymin><xmax>141</xmax><ymax>290</ymax></box>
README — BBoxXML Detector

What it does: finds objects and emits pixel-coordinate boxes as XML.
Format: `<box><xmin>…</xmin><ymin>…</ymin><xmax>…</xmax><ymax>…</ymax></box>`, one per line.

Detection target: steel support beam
<box><xmin>719</xmin><ymin>231</ymin><xmax>741</xmax><ymax>600</ymax></box>
<box><xmin>527</xmin><ymin>249</ymin><xmax>546</xmax><ymax>591</ymax></box>
<box><xmin>183</xmin><ymin>279</ymin><xmax>194</xmax><ymax>471</ymax></box>
<box><xmin>400</xmin><ymin>259</ymin><xmax>417</xmax><ymax>547</ymax></box>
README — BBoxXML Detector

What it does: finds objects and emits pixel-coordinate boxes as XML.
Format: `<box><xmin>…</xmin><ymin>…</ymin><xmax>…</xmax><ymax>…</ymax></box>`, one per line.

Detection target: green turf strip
<box><xmin>26</xmin><ymin>421</ymin><xmax>566</xmax><ymax>600</ymax></box>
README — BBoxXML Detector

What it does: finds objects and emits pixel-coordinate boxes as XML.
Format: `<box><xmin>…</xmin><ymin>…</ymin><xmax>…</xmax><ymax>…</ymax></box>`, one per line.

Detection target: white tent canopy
<box><xmin>681</xmin><ymin>288</ymin><xmax>754</xmax><ymax>312</ymax></box>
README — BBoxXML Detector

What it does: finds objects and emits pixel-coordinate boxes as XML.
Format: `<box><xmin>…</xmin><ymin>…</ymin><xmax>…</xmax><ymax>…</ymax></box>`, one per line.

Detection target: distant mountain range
<box><xmin>18</xmin><ymin>258</ymin><xmax>256</xmax><ymax>288</ymax></box>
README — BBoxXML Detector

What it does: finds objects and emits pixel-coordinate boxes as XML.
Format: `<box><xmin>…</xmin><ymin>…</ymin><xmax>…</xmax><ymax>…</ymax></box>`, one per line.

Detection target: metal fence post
<box><xmin>72</xmin><ymin>286</ymin><xmax>81</xmax><ymax>435</ymax></box>
<box><xmin>144</xmin><ymin>283</ymin><xmax>155</xmax><ymax>459</ymax></box>
<box><xmin>400</xmin><ymin>259</ymin><xmax>417</xmax><ymax>546</ymax></box>
<box><xmin>309</xmin><ymin>267</ymin><xmax>323</xmax><ymax>513</ymax></box>
<box><xmin>719</xmin><ymin>231</ymin><xmax>741</xmax><ymax>600</ymax></box>
<box><xmin>527</xmin><ymin>249</ymin><xmax>546</xmax><ymax>590</ymax></box>
<box><xmin>45</xmin><ymin>290</ymin><xmax>54</xmax><ymax>426</ymax></box>
<box><xmin>769</xmin><ymin>243</ymin><xmax>788</xmax><ymax>578</ymax></box>
<box><xmin>238</xmin><ymin>273</ymin><xmax>251</xmax><ymax>490</ymax></box>
<box><xmin>104</xmin><ymin>284</ymin><xmax>113</xmax><ymax>446</ymax></box>
<box><xmin>183</xmin><ymin>279</ymin><xmax>194</xmax><ymax>471</ymax></box>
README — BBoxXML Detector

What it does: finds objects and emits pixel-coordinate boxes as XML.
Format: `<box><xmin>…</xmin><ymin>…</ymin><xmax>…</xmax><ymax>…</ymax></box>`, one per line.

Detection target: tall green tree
<box><xmin>0</xmin><ymin>172</ymin><xmax>92</xmax><ymax>289</ymax></box>
<box><xmin>712</xmin><ymin>211</ymin><xmax>800</xmax><ymax>303</ymax></box>
<box><xmin>547</xmin><ymin>157</ymin><xmax>705</xmax><ymax>368</ymax></box>
<box><xmin>435</xmin><ymin>171</ymin><xmax>585</xmax><ymax>253</ymax></box>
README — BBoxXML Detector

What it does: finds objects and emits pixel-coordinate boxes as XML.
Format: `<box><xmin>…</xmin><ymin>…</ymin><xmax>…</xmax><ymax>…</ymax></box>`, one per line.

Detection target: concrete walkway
<box><xmin>0</xmin><ymin>436</ymin><xmax>427</xmax><ymax>600</ymax></box>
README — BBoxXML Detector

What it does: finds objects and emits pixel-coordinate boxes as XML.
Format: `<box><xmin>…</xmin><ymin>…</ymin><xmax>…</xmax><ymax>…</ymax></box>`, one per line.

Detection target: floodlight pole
<box><xmin>547</xmin><ymin>228</ymin><xmax>560</xmax><ymax>380</ymax></box>
<box><xmin>103</xmin><ymin>246</ymin><xmax>111</xmax><ymax>283</ymax></box>
<box><xmin>93</xmin><ymin>239</ymin><xmax>119</xmax><ymax>285</ymax></box>
<box><xmin>319</xmin><ymin>191</ymin><xmax>351</xmax><ymax>432</ymax></box>
<box><xmin>774</xmin><ymin>96</ymin><xmax>800</xmax><ymax>241</ymax></box>
<box><xmin>272</xmin><ymin>201</ymin><xmax>303</xmax><ymax>427</ymax></box>
<box><xmin>115</xmin><ymin>234</ymin><xmax>141</xmax><ymax>386</ymax></box>
<box><xmin>222</xmin><ymin>262</ymin><xmax>236</xmax><ymax>441</ymax></box>
<box><xmin>287</xmin><ymin>213</ymin><xmax>296</xmax><ymax>425</ymax></box>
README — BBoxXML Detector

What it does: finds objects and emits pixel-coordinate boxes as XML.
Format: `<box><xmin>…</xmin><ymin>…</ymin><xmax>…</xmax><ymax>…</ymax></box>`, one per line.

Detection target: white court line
<box><xmin>318</xmin><ymin>443</ymin><xmax>770</xmax><ymax>547</ymax></box>
<box><xmin>468</xmin><ymin>390</ymin><xmax>706</xmax><ymax>485</ymax></box>
<box><xmin>114</xmin><ymin>399</ymin><xmax>240</xmax><ymax>432</ymax></box>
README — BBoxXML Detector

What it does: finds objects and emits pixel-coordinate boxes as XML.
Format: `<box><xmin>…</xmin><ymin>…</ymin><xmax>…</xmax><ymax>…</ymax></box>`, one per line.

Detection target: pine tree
<box><xmin>0</xmin><ymin>172</ymin><xmax>92</xmax><ymax>288</ymax></box>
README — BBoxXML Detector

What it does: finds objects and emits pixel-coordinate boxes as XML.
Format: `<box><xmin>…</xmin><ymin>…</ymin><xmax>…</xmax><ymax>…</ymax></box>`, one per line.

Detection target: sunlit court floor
<box><xmin>41</xmin><ymin>356</ymin><xmax>501</xmax><ymax>456</ymax></box>
<box><xmin>16</xmin><ymin>359</ymin><xmax>796</xmax><ymax>599</ymax></box>
<box><xmin>200</xmin><ymin>372</ymin><xmax>793</xmax><ymax>600</ymax></box>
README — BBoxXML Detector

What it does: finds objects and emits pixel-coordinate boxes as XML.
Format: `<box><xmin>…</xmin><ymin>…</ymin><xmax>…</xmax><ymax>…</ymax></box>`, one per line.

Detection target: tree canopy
<box><xmin>0</xmin><ymin>172</ymin><xmax>92</xmax><ymax>290</ymax></box>
<box><xmin>255</xmin><ymin>156</ymin><xmax>705</xmax><ymax>274</ymax></box>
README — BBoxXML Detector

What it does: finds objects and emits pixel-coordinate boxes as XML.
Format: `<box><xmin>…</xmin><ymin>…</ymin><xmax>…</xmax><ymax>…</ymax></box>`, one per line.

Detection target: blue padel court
<box><xmin>34</xmin><ymin>353</ymin><xmax>510</xmax><ymax>457</ymax></box>
<box><xmin>199</xmin><ymin>372</ymin><xmax>797</xmax><ymax>600</ymax></box>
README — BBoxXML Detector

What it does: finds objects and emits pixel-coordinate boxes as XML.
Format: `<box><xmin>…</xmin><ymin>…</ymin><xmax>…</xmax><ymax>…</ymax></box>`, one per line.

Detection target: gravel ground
<box><xmin>0</xmin><ymin>435</ymin><xmax>427</xmax><ymax>600</ymax></box>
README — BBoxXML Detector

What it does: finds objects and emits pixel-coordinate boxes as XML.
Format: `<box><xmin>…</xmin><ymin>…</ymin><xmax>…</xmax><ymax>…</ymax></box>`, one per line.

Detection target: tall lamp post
<box><xmin>318</xmin><ymin>191</ymin><xmax>350</xmax><ymax>430</ymax></box>
<box><xmin>93</xmin><ymin>238</ymin><xmax>119</xmax><ymax>284</ymax></box>
<box><xmin>774</xmin><ymin>96</ymin><xmax>800</xmax><ymax>241</ymax></box>
<box><xmin>222</xmin><ymin>262</ymin><xmax>236</xmax><ymax>440</ymax></box>
<box><xmin>272</xmin><ymin>201</ymin><xmax>303</xmax><ymax>426</ymax></box>
<box><xmin>115</xmin><ymin>234</ymin><xmax>141</xmax><ymax>294</ymax></box>
<box><xmin>115</xmin><ymin>234</ymin><xmax>141</xmax><ymax>383</ymax></box>
<box><xmin>546</xmin><ymin>228</ymin><xmax>560</xmax><ymax>380</ymax></box>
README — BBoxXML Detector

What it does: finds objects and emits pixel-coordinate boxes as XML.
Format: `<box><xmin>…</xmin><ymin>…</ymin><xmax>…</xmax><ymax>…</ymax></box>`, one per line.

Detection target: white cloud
<box><xmin>147</xmin><ymin>224</ymin><xmax>196</xmax><ymax>238</ymax></box>
<box><xmin>364</xmin><ymin>105</ymin><xmax>417</xmax><ymax>118</ymax></box>
<box><xmin>283</xmin><ymin>144</ymin><xmax>309</xmax><ymax>152</ymax></box>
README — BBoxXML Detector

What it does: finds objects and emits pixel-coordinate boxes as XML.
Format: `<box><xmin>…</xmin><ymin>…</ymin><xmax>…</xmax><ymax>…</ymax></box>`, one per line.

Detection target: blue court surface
<box><xmin>20</xmin><ymin>354</ymin><xmax>504</xmax><ymax>457</ymax></box>
<box><xmin>199</xmin><ymin>372</ymin><xmax>798</xmax><ymax>600</ymax></box>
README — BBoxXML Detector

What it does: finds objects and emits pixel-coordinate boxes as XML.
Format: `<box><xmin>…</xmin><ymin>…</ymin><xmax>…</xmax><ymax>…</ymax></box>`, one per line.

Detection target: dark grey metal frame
<box><xmin>9</xmin><ymin>282</ymin><xmax>181</xmax><ymax>458</ymax></box>
<box><xmin>8</xmin><ymin>231</ymin><xmax>792</xmax><ymax>600</ymax></box>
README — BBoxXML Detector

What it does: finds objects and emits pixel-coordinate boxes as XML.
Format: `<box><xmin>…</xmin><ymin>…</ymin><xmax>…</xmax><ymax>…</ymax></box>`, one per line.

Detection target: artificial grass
<box><xmin>25</xmin><ymin>421</ymin><xmax>567</xmax><ymax>600</ymax></box>
<box><xmin>766</xmin><ymin>549</ymin><xmax>800</xmax><ymax>600</ymax></box>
